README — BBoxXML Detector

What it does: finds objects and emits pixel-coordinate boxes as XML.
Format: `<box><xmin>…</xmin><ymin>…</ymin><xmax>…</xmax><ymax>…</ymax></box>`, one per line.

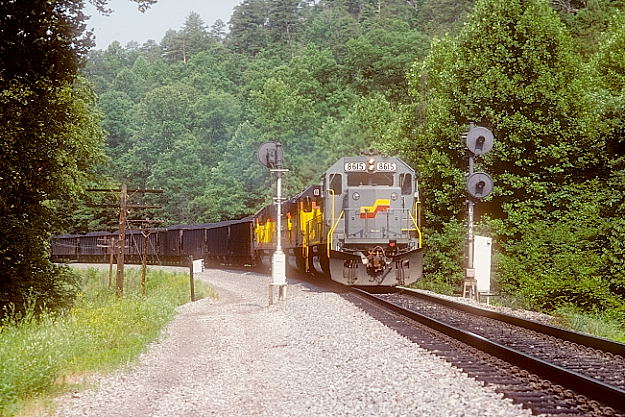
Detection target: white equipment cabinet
<box><xmin>473</xmin><ymin>235</ymin><xmax>492</xmax><ymax>293</ymax></box>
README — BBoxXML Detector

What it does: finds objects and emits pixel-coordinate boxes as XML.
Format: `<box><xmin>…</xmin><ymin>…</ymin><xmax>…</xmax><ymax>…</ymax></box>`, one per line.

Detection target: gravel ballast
<box><xmin>53</xmin><ymin>268</ymin><xmax>535</xmax><ymax>417</ymax></box>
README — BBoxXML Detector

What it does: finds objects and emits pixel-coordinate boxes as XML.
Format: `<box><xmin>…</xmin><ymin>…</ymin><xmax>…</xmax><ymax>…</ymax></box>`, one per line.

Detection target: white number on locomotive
<box><xmin>344</xmin><ymin>162</ymin><xmax>366</xmax><ymax>171</ymax></box>
<box><xmin>376</xmin><ymin>162</ymin><xmax>397</xmax><ymax>171</ymax></box>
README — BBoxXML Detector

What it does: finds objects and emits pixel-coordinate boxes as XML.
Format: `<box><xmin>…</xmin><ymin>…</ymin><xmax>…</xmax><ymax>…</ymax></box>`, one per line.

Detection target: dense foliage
<box><xmin>0</xmin><ymin>0</ymin><xmax>105</xmax><ymax>311</ymax></box>
<box><xmin>0</xmin><ymin>0</ymin><xmax>157</xmax><ymax>312</ymax></box>
<box><xmin>407</xmin><ymin>0</ymin><xmax>625</xmax><ymax>319</ymax></box>
<box><xmin>82</xmin><ymin>0</ymin><xmax>435</xmax><ymax>223</ymax></box>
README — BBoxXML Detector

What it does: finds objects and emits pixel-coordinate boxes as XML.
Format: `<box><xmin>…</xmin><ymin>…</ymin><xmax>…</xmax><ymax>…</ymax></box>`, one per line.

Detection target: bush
<box><xmin>413</xmin><ymin>219</ymin><xmax>465</xmax><ymax>295</ymax></box>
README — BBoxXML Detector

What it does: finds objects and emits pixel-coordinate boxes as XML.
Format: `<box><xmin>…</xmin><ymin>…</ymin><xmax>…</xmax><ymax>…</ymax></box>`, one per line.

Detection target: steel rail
<box><xmin>398</xmin><ymin>287</ymin><xmax>625</xmax><ymax>357</ymax></box>
<box><xmin>353</xmin><ymin>288</ymin><xmax>625</xmax><ymax>413</ymax></box>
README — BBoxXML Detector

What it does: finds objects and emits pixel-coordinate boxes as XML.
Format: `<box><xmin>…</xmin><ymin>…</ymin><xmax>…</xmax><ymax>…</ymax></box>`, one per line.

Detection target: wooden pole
<box><xmin>116</xmin><ymin>183</ymin><xmax>127</xmax><ymax>297</ymax></box>
<box><xmin>141</xmin><ymin>230</ymin><xmax>149</xmax><ymax>296</ymax></box>
<box><xmin>188</xmin><ymin>255</ymin><xmax>195</xmax><ymax>302</ymax></box>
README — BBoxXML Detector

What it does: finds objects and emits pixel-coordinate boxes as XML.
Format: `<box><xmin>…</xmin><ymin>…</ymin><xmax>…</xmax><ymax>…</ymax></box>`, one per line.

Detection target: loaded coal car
<box><xmin>51</xmin><ymin>232</ymin><xmax>111</xmax><ymax>263</ymax></box>
<box><xmin>51</xmin><ymin>233</ymin><xmax>79</xmax><ymax>261</ymax></box>
<box><xmin>253</xmin><ymin>150</ymin><xmax>424</xmax><ymax>286</ymax></box>
<box><xmin>204</xmin><ymin>218</ymin><xmax>255</xmax><ymax>266</ymax></box>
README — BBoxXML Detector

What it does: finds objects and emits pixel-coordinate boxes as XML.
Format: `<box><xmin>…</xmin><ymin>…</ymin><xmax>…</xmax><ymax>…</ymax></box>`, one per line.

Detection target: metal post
<box><xmin>141</xmin><ymin>230</ymin><xmax>149</xmax><ymax>296</ymax></box>
<box><xmin>464</xmin><ymin>155</ymin><xmax>478</xmax><ymax>301</ymax></box>
<box><xmin>271</xmin><ymin>169</ymin><xmax>288</xmax><ymax>302</ymax></box>
<box><xmin>467</xmin><ymin>152</ymin><xmax>475</xmax><ymax>273</ymax></box>
<box><xmin>467</xmin><ymin>200</ymin><xmax>475</xmax><ymax>271</ymax></box>
<box><xmin>108</xmin><ymin>237</ymin><xmax>115</xmax><ymax>289</ymax></box>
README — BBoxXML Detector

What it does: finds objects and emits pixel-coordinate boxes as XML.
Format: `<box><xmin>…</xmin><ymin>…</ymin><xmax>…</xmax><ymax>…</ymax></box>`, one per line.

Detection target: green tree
<box><xmin>147</xmin><ymin>134</ymin><xmax>209</xmax><ymax>222</ymax></box>
<box><xmin>343</xmin><ymin>23</ymin><xmax>430</xmax><ymax>101</ymax></box>
<box><xmin>302</xmin><ymin>4</ymin><xmax>362</xmax><ymax>54</ymax></box>
<box><xmin>267</xmin><ymin>0</ymin><xmax>304</xmax><ymax>48</ymax></box>
<box><xmin>98</xmin><ymin>90</ymin><xmax>136</xmax><ymax>154</ymax></box>
<box><xmin>409</xmin><ymin>0</ymin><xmax>605</xmax><ymax>308</ymax></box>
<box><xmin>591</xmin><ymin>11</ymin><xmax>625</xmax><ymax>314</ymax></box>
<box><xmin>228</xmin><ymin>0</ymin><xmax>271</xmax><ymax>55</ymax></box>
<box><xmin>0</xmin><ymin>0</ymin><xmax>109</xmax><ymax>310</ymax></box>
<box><xmin>193</xmin><ymin>122</ymin><xmax>269</xmax><ymax>222</ymax></box>
<box><xmin>415</xmin><ymin>0</ymin><xmax>474</xmax><ymax>36</ymax></box>
<box><xmin>161</xmin><ymin>12</ymin><xmax>212</xmax><ymax>63</ymax></box>
<box><xmin>555</xmin><ymin>0</ymin><xmax>625</xmax><ymax>56</ymax></box>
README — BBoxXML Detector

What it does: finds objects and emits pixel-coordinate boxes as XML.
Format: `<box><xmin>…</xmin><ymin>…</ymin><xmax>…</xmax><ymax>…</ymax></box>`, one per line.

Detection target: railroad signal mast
<box><xmin>258</xmin><ymin>142</ymin><xmax>289</xmax><ymax>304</ymax></box>
<box><xmin>463</xmin><ymin>123</ymin><xmax>494</xmax><ymax>300</ymax></box>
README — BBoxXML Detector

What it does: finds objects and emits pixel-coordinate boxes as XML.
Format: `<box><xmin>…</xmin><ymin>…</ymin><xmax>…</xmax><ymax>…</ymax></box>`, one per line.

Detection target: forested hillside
<box><xmin>83</xmin><ymin>0</ymin><xmax>441</xmax><ymax>225</ymax></box>
<box><xmin>77</xmin><ymin>0</ymin><xmax>625</xmax><ymax>320</ymax></box>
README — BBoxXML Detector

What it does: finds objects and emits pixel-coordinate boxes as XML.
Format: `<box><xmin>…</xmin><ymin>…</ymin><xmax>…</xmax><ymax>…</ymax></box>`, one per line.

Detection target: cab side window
<box><xmin>400</xmin><ymin>173</ymin><xmax>412</xmax><ymax>195</ymax></box>
<box><xmin>329</xmin><ymin>173</ymin><xmax>342</xmax><ymax>195</ymax></box>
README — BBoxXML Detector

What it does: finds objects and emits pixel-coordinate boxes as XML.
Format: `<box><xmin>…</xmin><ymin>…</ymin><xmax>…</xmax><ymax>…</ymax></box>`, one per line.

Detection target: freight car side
<box><xmin>204</xmin><ymin>217</ymin><xmax>255</xmax><ymax>266</ymax></box>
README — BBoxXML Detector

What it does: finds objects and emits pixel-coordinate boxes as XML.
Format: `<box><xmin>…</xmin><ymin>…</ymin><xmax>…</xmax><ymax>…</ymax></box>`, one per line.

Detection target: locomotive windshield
<box><xmin>347</xmin><ymin>172</ymin><xmax>394</xmax><ymax>187</ymax></box>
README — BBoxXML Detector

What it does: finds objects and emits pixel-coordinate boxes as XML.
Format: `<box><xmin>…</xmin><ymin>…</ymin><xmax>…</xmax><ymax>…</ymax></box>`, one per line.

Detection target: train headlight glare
<box><xmin>390</xmin><ymin>192</ymin><xmax>398</xmax><ymax>201</ymax></box>
<box><xmin>352</xmin><ymin>192</ymin><xmax>360</xmax><ymax>200</ymax></box>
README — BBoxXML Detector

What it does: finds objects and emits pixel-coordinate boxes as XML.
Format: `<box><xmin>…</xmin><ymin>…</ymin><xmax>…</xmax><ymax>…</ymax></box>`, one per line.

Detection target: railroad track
<box><xmin>344</xmin><ymin>287</ymin><xmax>625</xmax><ymax>417</ymax></box>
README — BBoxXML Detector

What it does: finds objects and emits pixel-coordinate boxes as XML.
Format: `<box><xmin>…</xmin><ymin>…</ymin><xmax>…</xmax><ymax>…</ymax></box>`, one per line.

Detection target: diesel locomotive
<box><xmin>52</xmin><ymin>151</ymin><xmax>424</xmax><ymax>286</ymax></box>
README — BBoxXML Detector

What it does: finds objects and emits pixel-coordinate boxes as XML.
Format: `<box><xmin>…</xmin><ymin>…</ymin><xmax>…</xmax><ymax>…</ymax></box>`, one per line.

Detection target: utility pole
<box><xmin>141</xmin><ymin>228</ymin><xmax>149</xmax><ymax>296</ymax></box>
<box><xmin>188</xmin><ymin>255</ymin><xmax>195</xmax><ymax>302</ymax></box>
<box><xmin>126</xmin><ymin>219</ymin><xmax>163</xmax><ymax>296</ymax></box>
<box><xmin>109</xmin><ymin>237</ymin><xmax>115</xmax><ymax>288</ymax></box>
<box><xmin>97</xmin><ymin>236</ymin><xmax>117</xmax><ymax>288</ymax></box>
<box><xmin>87</xmin><ymin>186</ymin><xmax>163</xmax><ymax>296</ymax></box>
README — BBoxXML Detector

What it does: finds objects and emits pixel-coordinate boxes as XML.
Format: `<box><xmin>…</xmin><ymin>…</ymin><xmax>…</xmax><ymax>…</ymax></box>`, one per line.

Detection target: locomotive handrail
<box><xmin>327</xmin><ymin>210</ymin><xmax>345</xmax><ymax>254</ymax></box>
<box><xmin>408</xmin><ymin>210</ymin><xmax>422</xmax><ymax>248</ymax></box>
<box><xmin>328</xmin><ymin>188</ymin><xmax>336</xmax><ymax>226</ymax></box>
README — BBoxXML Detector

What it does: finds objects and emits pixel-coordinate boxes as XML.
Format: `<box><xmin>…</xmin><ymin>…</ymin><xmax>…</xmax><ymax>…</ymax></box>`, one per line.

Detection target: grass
<box><xmin>0</xmin><ymin>267</ymin><xmax>216</xmax><ymax>417</ymax></box>
<box><xmin>412</xmin><ymin>278</ymin><xmax>625</xmax><ymax>343</ymax></box>
<box><xmin>552</xmin><ymin>305</ymin><xmax>625</xmax><ymax>343</ymax></box>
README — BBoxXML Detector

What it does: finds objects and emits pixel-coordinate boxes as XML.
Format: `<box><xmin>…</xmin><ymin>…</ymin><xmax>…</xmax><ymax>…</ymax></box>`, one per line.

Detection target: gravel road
<box><xmin>52</xmin><ymin>267</ymin><xmax>535</xmax><ymax>417</ymax></box>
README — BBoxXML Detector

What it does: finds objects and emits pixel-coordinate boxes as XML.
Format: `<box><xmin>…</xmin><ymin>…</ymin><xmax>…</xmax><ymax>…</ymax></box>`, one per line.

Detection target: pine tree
<box><xmin>228</xmin><ymin>0</ymin><xmax>271</xmax><ymax>55</ymax></box>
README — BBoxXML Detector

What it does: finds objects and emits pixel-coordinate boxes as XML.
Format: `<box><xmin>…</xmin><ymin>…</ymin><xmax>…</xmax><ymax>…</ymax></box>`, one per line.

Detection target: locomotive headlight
<box><xmin>352</xmin><ymin>192</ymin><xmax>360</xmax><ymax>200</ymax></box>
<box><xmin>390</xmin><ymin>192</ymin><xmax>398</xmax><ymax>201</ymax></box>
<box><xmin>368</xmin><ymin>157</ymin><xmax>375</xmax><ymax>171</ymax></box>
